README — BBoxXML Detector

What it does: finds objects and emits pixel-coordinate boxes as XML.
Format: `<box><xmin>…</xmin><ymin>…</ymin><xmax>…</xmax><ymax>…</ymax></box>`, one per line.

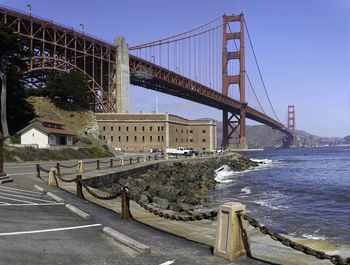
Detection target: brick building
<box><xmin>95</xmin><ymin>113</ymin><xmax>216</xmax><ymax>152</ymax></box>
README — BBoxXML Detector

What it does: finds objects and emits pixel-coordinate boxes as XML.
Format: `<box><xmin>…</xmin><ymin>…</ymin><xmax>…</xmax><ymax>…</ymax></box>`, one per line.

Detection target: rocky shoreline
<box><xmin>102</xmin><ymin>153</ymin><xmax>259</xmax><ymax>214</ymax></box>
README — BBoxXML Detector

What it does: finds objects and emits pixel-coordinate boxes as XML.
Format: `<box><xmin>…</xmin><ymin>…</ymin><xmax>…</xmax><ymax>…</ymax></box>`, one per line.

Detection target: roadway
<box><xmin>1</xmin><ymin>157</ymin><xmax>270</xmax><ymax>265</ymax></box>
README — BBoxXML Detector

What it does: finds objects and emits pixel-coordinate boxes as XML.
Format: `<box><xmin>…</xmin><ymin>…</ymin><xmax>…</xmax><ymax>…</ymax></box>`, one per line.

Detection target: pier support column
<box><xmin>115</xmin><ymin>36</ymin><xmax>130</xmax><ymax>113</ymax></box>
<box><xmin>214</xmin><ymin>202</ymin><xmax>250</xmax><ymax>261</ymax></box>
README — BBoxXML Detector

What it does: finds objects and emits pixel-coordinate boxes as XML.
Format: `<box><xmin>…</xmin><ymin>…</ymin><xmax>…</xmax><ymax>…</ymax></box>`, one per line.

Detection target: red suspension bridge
<box><xmin>0</xmin><ymin>6</ymin><xmax>295</xmax><ymax>148</ymax></box>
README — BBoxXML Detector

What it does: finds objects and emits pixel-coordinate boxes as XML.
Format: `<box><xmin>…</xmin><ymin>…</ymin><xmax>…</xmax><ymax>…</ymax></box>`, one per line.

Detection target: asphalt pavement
<box><xmin>0</xmin><ymin>159</ymin><xmax>273</xmax><ymax>265</ymax></box>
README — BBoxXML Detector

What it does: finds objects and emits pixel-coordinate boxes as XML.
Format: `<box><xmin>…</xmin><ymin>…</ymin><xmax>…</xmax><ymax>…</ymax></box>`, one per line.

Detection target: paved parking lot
<box><xmin>0</xmin><ymin>171</ymin><xmax>267</xmax><ymax>265</ymax></box>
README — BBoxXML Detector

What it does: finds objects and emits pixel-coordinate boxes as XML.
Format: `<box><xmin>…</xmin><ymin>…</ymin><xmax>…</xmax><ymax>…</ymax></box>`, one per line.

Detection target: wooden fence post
<box><xmin>96</xmin><ymin>160</ymin><xmax>100</xmax><ymax>170</ymax></box>
<box><xmin>77</xmin><ymin>160</ymin><xmax>84</xmax><ymax>173</ymax></box>
<box><xmin>36</xmin><ymin>164</ymin><xmax>40</xmax><ymax>178</ymax></box>
<box><xmin>76</xmin><ymin>175</ymin><xmax>85</xmax><ymax>199</ymax></box>
<box><xmin>56</xmin><ymin>163</ymin><xmax>60</xmax><ymax>175</ymax></box>
<box><xmin>49</xmin><ymin>168</ymin><xmax>58</xmax><ymax>187</ymax></box>
<box><xmin>120</xmin><ymin>187</ymin><xmax>133</xmax><ymax>220</ymax></box>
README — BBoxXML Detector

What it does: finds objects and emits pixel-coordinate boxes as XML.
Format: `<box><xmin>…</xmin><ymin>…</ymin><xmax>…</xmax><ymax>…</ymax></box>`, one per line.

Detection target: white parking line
<box><xmin>0</xmin><ymin>195</ymin><xmax>34</xmax><ymax>204</ymax></box>
<box><xmin>159</xmin><ymin>260</ymin><xmax>175</xmax><ymax>265</ymax></box>
<box><xmin>0</xmin><ymin>191</ymin><xmax>54</xmax><ymax>203</ymax></box>
<box><xmin>0</xmin><ymin>224</ymin><xmax>102</xmax><ymax>236</ymax></box>
<box><xmin>6</xmin><ymin>172</ymin><xmax>35</xmax><ymax>177</ymax></box>
<box><xmin>0</xmin><ymin>187</ymin><xmax>43</xmax><ymax>197</ymax></box>
<box><xmin>0</xmin><ymin>203</ymin><xmax>64</xmax><ymax>207</ymax></box>
<box><xmin>0</xmin><ymin>186</ymin><xmax>42</xmax><ymax>195</ymax></box>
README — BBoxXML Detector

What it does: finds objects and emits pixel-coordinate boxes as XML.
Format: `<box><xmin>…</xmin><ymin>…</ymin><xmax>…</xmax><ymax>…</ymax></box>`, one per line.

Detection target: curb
<box><xmin>65</xmin><ymin>204</ymin><xmax>90</xmax><ymax>220</ymax></box>
<box><xmin>47</xmin><ymin>192</ymin><xmax>64</xmax><ymax>203</ymax></box>
<box><xmin>103</xmin><ymin>227</ymin><xmax>150</xmax><ymax>254</ymax></box>
<box><xmin>0</xmin><ymin>176</ymin><xmax>13</xmax><ymax>184</ymax></box>
<box><xmin>34</xmin><ymin>185</ymin><xmax>46</xmax><ymax>193</ymax></box>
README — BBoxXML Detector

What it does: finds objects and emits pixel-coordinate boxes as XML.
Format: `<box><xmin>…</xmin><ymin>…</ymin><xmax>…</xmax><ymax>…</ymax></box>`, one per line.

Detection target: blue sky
<box><xmin>2</xmin><ymin>0</ymin><xmax>349</xmax><ymax>137</ymax></box>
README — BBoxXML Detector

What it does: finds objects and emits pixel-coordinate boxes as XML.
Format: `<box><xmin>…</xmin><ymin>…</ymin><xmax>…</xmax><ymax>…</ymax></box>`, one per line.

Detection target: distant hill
<box><xmin>215</xmin><ymin>121</ymin><xmax>348</xmax><ymax>148</ymax></box>
<box><xmin>342</xmin><ymin>135</ymin><xmax>350</xmax><ymax>144</ymax></box>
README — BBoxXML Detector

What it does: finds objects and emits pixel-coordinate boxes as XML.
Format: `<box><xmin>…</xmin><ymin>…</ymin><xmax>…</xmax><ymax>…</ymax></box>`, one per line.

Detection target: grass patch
<box><xmin>4</xmin><ymin>146</ymin><xmax>113</xmax><ymax>162</ymax></box>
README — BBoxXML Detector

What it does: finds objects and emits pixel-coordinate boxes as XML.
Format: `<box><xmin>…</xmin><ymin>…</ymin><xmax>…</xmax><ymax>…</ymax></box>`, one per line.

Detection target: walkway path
<box><xmin>23</xmin><ymin>156</ymin><xmax>350</xmax><ymax>264</ymax></box>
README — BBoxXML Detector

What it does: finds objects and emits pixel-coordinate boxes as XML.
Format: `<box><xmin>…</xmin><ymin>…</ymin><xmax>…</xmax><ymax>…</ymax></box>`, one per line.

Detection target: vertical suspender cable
<box><xmin>244</xmin><ymin>19</ymin><xmax>280</xmax><ymax>122</ymax></box>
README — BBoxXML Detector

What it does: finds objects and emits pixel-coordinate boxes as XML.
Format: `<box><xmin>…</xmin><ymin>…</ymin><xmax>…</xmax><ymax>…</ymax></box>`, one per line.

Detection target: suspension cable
<box><xmin>130</xmin><ymin>24</ymin><xmax>223</xmax><ymax>50</ymax></box>
<box><xmin>244</xmin><ymin>19</ymin><xmax>280</xmax><ymax>122</ymax></box>
<box><xmin>130</xmin><ymin>15</ymin><xmax>222</xmax><ymax>49</ymax></box>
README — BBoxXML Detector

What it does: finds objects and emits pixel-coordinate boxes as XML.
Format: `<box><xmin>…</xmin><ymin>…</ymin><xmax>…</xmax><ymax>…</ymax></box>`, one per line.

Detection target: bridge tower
<box><xmin>287</xmin><ymin>105</ymin><xmax>296</xmax><ymax>147</ymax></box>
<box><xmin>222</xmin><ymin>13</ymin><xmax>247</xmax><ymax>149</ymax></box>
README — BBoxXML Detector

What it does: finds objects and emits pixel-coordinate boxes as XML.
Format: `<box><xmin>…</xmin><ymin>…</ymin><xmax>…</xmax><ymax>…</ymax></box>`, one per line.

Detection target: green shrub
<box><xmin>5</xmin><ymin>135</ymin><xmax>20</xmax><ymax>144</ymax></box>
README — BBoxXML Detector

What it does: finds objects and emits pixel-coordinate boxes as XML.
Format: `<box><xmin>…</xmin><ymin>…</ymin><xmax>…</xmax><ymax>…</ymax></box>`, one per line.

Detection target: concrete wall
<box><xmin>21</xmin><ymin>128</ymin><xmax>48</xmax><ymax>148</ymax></box>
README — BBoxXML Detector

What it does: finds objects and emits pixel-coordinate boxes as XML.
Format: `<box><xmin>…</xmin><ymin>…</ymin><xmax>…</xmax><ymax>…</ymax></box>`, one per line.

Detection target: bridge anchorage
<box><xmin>0</xmin><ymin>6</ymin><xmax>295</xmax><ymax>148</ymax></box>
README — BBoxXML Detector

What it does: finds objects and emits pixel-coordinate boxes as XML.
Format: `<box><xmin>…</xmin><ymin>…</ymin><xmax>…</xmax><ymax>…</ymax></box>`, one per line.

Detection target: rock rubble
<box><xmin>105</xmin><ymin>153</ymin><xmax>259</xmax><ymax>214</ymax></box>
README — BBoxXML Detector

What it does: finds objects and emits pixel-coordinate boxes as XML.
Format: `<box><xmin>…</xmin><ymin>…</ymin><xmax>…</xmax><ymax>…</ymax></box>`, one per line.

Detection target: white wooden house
<box><xmin>19</xmin><ymin>118</ymin><xmax>75</xmax><ymax>148</ymax></box>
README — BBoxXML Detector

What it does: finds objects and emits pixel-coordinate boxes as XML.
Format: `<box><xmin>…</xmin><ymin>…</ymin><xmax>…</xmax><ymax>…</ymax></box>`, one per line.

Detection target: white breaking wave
<box><xmin>241</xmin><ymin>187</ymin><xmax>251</xmax><ymax>195</ymax></box>
<box><xmin>214</xmin><ymin>159</ymin><xmax>282</xmax><ymax>184</ymax></box>
<box><xmin>253</xmin><ymin>191</ymin><xmax>289</xmax><ymax>210</ymax></box>
<box><xmin>214</xmin><ymin>165</ymin><xmax>235</xmax><ymax>183</ymax></box>
<box><xmin>301</xmin><ymin>229</ymin><xmax>327</xmax><ymax>241</ymax></box>
<box><xmin>252</xmin><ymin>158</ymin><xmax>274</xmax><ymax>164</ymax></box>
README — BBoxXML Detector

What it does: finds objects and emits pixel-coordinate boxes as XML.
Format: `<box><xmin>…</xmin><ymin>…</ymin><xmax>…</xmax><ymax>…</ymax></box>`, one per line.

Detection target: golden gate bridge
<box><xmin>0</xmin><ymin>6</ymin><xmax>295</xmax><ymax>148</ymax></box>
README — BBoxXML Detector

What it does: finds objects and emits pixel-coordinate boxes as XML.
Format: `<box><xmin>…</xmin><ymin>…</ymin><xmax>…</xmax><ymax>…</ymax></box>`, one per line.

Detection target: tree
<box><xmin>40</xmin><ymin>70</ymin><xmax>91</xmax><ymax>108</ymax></box>
<box><xmin>0</xmin><ymin>24</ymin><xmax>32</xmax><ymax>136</ymax></box>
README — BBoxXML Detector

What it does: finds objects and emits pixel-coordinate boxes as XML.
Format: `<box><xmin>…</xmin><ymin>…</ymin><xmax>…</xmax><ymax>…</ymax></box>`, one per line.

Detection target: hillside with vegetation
<box><xmin>27</xmin><ymin>96</ymin><xmax>102</xmax><ymax>147</ymax></box>
<box><xmin>4</xmin><ymin>96</ymin><xmax>113</xmax><ymax>162</ymax></box>
<box><xmin>216</xmin><ymin>122</ymin><xmax>348</xmax><ymax>149</ymax></box>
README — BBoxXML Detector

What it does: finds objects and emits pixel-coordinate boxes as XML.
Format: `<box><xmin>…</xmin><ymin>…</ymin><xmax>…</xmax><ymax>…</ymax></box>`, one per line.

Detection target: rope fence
<box><xmin>238</xmin><ymin>212</ymin><xmax>350</xmax><ymax>265</ymax></box>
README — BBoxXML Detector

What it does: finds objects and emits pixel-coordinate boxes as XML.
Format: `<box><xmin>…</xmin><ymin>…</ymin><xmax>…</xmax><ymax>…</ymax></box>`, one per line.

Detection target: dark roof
<box><xmin>18</xmin><ymin>123</ymin><xmax>75</xmax><ymax>136</ymax></box>
<box><xmin>35</xmin><ymin>123</ymin><xmax>75</xmax><ymax>136</ymax></box>
<box><xmin>30</xmin><ymin>117</ymin><xmax>65</xmax><ymax>125</ymax></box>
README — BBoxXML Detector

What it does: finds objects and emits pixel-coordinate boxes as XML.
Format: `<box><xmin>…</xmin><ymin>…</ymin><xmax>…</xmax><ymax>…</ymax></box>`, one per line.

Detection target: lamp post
<box><xmin>26</xmin><ymin>4</ymin><xmax>31</xmax><ymax>17</ymax></box>
<box><xmin>80</xmin><ymin>23</ymin><xmax>84</xmax><ymax>35</ymax></box>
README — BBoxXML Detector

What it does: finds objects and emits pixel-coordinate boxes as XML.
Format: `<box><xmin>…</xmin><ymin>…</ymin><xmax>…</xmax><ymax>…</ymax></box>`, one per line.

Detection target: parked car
<box><xmin>215</xmin><ymin>149</ymin><xmax>224</xmax><ymax>153</ymax></box>
<box><xmin>166</xmin><ymin>147</ymin><xmax>192</xmax><ymax>156</ymax></box>
<box><xmin>189</xmin><ymin>148</ymin><xmax>199</xmax><ymax>156</ymax></box>
<box><xmin>149</xmin><ymin>148</ymin><xmax>160</xmax><ymax>153</ymax></box>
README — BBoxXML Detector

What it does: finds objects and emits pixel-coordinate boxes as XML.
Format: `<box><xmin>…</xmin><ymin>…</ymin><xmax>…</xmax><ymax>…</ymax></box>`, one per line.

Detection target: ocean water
<box><xmin>207</xmin><ymin>146</ymin><xmax>350</xmax><ymax>244</ymax></box>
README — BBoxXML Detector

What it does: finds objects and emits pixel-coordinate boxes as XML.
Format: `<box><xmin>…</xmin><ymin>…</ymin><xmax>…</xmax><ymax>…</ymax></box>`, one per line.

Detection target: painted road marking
<box><xmin>0</xmin><ymin>195</ymin><xmax>34</xmax><ymax>204</ymax></box>
<box><xmin>0</xmin><ymin>203</ymin><xmax>64</xmax><ymax>207</ymax></box>
<box><xmin>6</xmin><ymin>172</ymin><xmax>35</xmax><ymax>177</ymax></box>
<box><xmin>159</xmin><ymin>260</ymin><xmax>175</xmax><ymax>265</ymax></box>
<box><xmin>0</xmin><ymin>186</ymin><xmax>59</xmax><ymax>206</ymax></box>
<box><xmin>0</xmin><ymin>187</ymin><xmax>42</xmax><ymax>197</ymax></box>
<box><xmin>0</xmin><ymin>224</ymin><xmax>102</xmax><ymax>236</ymax></box>
<box><xmin>0</xmin><ymin>191</ymin><xmax>55</xmax><ymax>203</ymax></box>
<box><xmin>0</xmin><ymin>186</ymin><xmax>42</xmax><ymax>195</ymax></box>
